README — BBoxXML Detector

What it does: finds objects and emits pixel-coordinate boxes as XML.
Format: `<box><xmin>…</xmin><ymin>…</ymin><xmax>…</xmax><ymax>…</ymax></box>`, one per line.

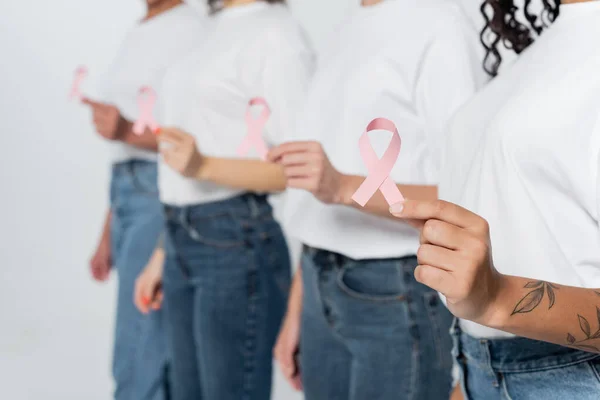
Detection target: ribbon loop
<box><xmin>237</xmin><ymin>97</ymin><xmax>270</xmax><ymax>160</ymax></box>
<box><xmin>351</xmin><ymin>118</ymin><xmax>405</xmax><ymax>207</ymax></box>
<box><xmin>133</xmin><ymin>86</ymin><xmax>160</xmax><ymax>135</ymax></box>
<box><xmin>69</xmin><ymin>66</ymin><xmax>88</xmax><ymax>101</ymax></box>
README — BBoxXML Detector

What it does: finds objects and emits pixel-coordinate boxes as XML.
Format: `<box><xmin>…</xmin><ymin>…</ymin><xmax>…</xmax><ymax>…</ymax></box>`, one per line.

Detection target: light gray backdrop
<box><xmin>0</xmin><ymin>0</ymin><xmax>487</xmax><ymax>399</ymax></box>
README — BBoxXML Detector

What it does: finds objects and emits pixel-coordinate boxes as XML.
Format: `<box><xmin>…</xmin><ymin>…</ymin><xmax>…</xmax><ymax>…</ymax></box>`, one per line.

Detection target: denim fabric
<box><xmin>110</xmin><ymin>160</ymin><xmax>168</xmax><ymax>400</ymax></box>
<box><xmin>162</xmin><ymin>193</ymin><xmax>291</xmax><ymax>400</ymax></box>
<box><xmin>300</xmin><ymin>246</ymin><xmax>454</xmax><ymax>400</ymax></box>
<box><xmin>451</xmin><ymin>319</ymin><xmax>600</xmax><ymax>400</ymax></box>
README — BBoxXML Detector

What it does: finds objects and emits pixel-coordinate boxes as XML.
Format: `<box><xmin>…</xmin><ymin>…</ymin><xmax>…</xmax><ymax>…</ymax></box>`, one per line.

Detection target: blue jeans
<box><xmin>110</xmin><ymin>160</ymin><xmax>168</xmax><ymax>400</ymax></box>
<box><xmin>300</xmin><ymin>246</ymin><xmax>454</xmax><ymax>400</ymax></box>
<box><xmin>162</xmin><ymin>193</ymin><xmax>291</xmax><ymax>400</ymax></box>
<box><xmin>451</xmin><ymin>319</ymin><xmax>600</xmax><ymax>399</ymax></box>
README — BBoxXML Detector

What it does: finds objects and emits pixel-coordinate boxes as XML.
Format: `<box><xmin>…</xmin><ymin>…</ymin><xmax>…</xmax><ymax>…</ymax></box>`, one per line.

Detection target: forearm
<box><xmin>100</xmin><ymin>209</ymin><xmax>112</xmax><ymax>242</ymax></box>
<box><xmin>286</xmin><ymin>266</ymin><xmax>303</xmax><ymax>316</ymax></box>
<box><xmin>196</xmin><ymin>157</ymin><xmax>287</xmax><ymax>193</ymax></box>
<box><xmin>337</xmin><ymin>174</ymin><xmax>437</xmax><ymax>219</ymax></box>
<box><xmin>483</xmin><ymin>274</ymin><xmax>600</xmax><ymax>353</ymax></box>
<box><xmin>119</xmin><ymin>119</ymin><xmax>159</xmax><ymax>152</ymax></box>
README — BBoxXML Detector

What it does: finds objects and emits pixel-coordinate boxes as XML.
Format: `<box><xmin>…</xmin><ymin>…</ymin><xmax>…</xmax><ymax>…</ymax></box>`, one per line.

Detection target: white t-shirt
<box><xmin>439</xmin><ymin>1</ymin><xmax>600</xmax><ymax>338</ymax></box>
<box><xmin>158</xmin><ymin>2</ymin><xmax>314</xmax><ymax>206</ymax></box>
<box><xmin>99</xmin><ymin>4</ymin><xmax>204</xmax><ymax>164</ymax></box>
<box><xmin>282</xmin><ymin>0</ymin><xmax>485</xmax><ymax>260</ymax></box>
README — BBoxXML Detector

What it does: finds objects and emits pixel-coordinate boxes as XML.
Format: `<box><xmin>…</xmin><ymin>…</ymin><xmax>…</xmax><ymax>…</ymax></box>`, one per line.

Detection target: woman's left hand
<box><xmin>158</xmin><ymin>127</ymin><xmax>203</xmax><ymax>178</ymax></box>
<box><xmin>267</xmin><ymin>141</ymin><xmax>347</xmax><ymax>204</ymax></box>
<box><xmin>390</xmin><ymin>199</ymin><xmax>504</xmax><ymax>327</ymax></box>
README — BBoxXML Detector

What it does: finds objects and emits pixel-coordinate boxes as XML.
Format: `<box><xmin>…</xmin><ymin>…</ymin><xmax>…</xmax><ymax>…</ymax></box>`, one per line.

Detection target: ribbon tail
<box><xmin>255</xmin><ymin>140</ymin><xmax>269</xmax><ymax>160</ymax></box>
<box><xmin>132</xmin><ymin>120</ymin><xmax>145</xmax><ymax>135</ymax></box>
<box><xmin>236</xmin><ymin>137</ymin><xmax>254</xmax><ymax>157</ymax></box>
<box><xmin>352</xmin><ymin>175</ymin><xmax>385</xmax><ymax>207</ymax></box>
<box><xmin>379</xmin><ymin>178</ymin><xmax>404</xmax><ymax>205</ymax></box>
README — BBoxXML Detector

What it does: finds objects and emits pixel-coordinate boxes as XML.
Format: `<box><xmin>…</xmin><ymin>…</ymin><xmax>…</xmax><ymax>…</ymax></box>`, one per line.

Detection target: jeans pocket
<box><xmin>185</xmin><ymin>212</ymin><xmax>245</xmax><ymax>249</ymax></box>
<box><xmin>336</xmin><ymin>262</ymin><xmax>407</xmax><ymax>303</ymax></box>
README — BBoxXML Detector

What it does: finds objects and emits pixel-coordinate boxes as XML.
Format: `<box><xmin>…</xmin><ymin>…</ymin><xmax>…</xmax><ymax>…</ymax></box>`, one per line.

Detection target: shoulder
<box><xmin>161</xmin><ymin>4</ymin><xmax>206</xmax><ymax>33</ymax></box>
<box><xmin>253</xmin><ymin>5</ymin><xmax>313</xmax><ymax>54</ymax></box>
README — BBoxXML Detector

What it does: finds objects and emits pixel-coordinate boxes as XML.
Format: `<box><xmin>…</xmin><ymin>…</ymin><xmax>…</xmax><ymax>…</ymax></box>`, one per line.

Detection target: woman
<box><xmin>267</xmin><ymin>0</ymin><xmax>485</xmax><ymax>398</ymax></box>
<box><xmin>85</xmin><ymin>1</ymin><xmax>203</xmax><ymax>399</ymax></box>
<box><xmin>392</xmin><ymin>0</ymin><xmax>600</xmax><ymax>398</ymax></box>
<box><xmin>134</xmin><ymin>1</ymin><xmax>314</xmax><ymax>399</ymax></box>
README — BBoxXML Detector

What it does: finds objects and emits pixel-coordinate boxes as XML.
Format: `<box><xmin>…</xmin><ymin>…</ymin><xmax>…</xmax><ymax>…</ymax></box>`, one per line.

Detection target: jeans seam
<box><xmin>424</xmin><ymin>293</ymin><xmax>444</xmax><ymax>370</ymax></box>
<box><xmin>500</xmin><ymin>374</ymin><xmax>513</xmax><ymax>400</ymax></box>
<box><xmin>586</xmin><ymin>360</ymin><xmax>600</xmax><ymax>386</ymax></box>
<box><xmin>409</xmin><ymin>333</ymin><xmax>419</xmax><ymax>400</ymax></box>
<box><xmin>242</xmin><ymin>251</ymin><xmax>259</xmax><ymax>400</ymax></box>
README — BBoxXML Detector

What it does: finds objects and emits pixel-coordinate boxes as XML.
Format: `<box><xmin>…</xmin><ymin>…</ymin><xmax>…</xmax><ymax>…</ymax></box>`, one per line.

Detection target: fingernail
<box><xmin>142</xmin><ymin>296</ymin><xmax>150</xmax><ymax>305</ymax></box>
<box><xmin>389</xmin><ymin>201</ymin><xmax>405</xmax><ymax>214</ymax></box>
<box><xmin>154</xmin><ymin>127</ymin><xmax>161</xmax><ymax>135</ymax></box>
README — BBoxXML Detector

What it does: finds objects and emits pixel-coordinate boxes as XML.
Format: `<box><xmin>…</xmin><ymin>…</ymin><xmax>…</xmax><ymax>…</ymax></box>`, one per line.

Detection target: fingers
<box><xmin>90</xmin><ymin>259</ymin><xmax>110</xmax><ymax>282</ymax></box>
<box><xmin>151</xmin><ymin>289</ymin><xmax>163</xmax><ymax>310</ymax></box>
<box><xmin>283</xmin><ymin>165</ymin><xmax>315</xmax><ymax>179</ymax></box>
<box><xmin>416</xmin><ymin>244</ymin><xmax>456</xmax><ymax>272</ymax></box>
<box><xmin>289</xmin><ymin>374</ymin><xmax>303</xmax><ymax>392</ymax></box>
<box><xmin>390</xmin><ymin>199</ymin><xmax>487</xmax><ymax>233</ymax></box>
<box><xmin>287</xmin><ymin>177</ymin><xmax>317</xmax><ymax>191</ymax></box>
<box><xmin>420</xmin><ymin>219</ymin><xmax>472</xmax><ymax>250</ymax></box>
<box><xmin>134</xmin><ymin>277</ymin><xmax>149</xmax><ymax>314</ymax></box>
<box><xmin>279</xmin><ymin>152</ymin><xmax>318</xmax><ymax>167</ymax></box>
<box><xmin>81</xmin><ymin>97</ymin><xmax>103</xmax><ymax>108</ymax></box>
<box><xmin>267</xmin><ymin>141</ymin><xmax>321</xmax><ymax>162</ymax></box>
<box><xmin>158</xmin><ymin>128</ymin><xmax>187</xmax><ymax>145</ymax></box>
<box><xmin>413</xmin><ymin>264</ymin><xmax>455</xmax><ymax>295</ymax></box>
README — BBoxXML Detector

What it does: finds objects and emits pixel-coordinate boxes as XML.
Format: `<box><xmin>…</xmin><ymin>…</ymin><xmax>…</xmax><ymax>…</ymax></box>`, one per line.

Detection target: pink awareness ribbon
<box><xmin>237</xmin><ymin>98</ymin><xmax>270</xmax><ymax>160</ymax></box>
<box><xmin>133</xmin><ymin>86</ymin><xmax>160</xmax><ymax>135</ymax></box>
<box><xmin>69</xmin><ymin>66</ymin><xmax>88</xmax><ymax>101</ymax></box>
<box><xmin>351</xmin><ymin>118</ymin><xmax>405</xmax><ymax>207</ymax></box>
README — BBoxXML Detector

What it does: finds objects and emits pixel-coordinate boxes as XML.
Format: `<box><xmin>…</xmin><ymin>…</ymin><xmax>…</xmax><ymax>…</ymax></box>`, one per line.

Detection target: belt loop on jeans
<box><xmin>247</xmin><ymin>194</ymin><xmax>260</xmax><ymax>219</ymax></box>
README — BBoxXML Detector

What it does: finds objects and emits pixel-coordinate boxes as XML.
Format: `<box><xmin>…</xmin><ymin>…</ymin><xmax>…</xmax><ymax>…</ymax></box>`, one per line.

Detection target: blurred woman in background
<box><xmin>268</xmin><ymin>0</ymin><xmax>485</xmax><ymax>398</ymax></box>
<box><xmin>391</xmin><ymin>0</ymin><xmax>600</xmax><ymax>398</ymax></box>
<box><xmin>85</xmin><ymin>1</ymin><xmax>203</xmax><ymax>399</ymax></box>
<box><xmin>133</xmin><ymin>0</ymin><xmax>313</xmax><ymax>399</ymax></box>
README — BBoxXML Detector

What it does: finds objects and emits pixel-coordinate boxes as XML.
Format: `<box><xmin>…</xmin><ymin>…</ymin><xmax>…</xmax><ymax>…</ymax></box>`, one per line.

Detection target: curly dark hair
<box><xmin>208</xmin><ymin>0</ymin><xmax>286</xmax><ymax>14</ymax></box>
<box><xmin>480</xmin><ymin>0</ymin><xmax>561</xmax><ymax>76</ymax></box>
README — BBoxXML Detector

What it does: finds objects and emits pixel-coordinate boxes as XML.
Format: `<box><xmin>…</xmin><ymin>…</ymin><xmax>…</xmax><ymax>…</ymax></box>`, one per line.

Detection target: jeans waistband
<box><xmin>163</xmin><ymin>193</ymin><xmax>271</xmax><ymax>223</ymax></box>
<box><xmin>303</xmin><ymin>244</ymin><xmax>416</xmax><ymax>268</ymax></box>
<box><xmin>451</xmin><ymin>320</ymin><xmax>600</xmax><ymax>373</ymax></box>
<box><xmin>112</xmin><ymin>159</ymin><xmax>157</xmax><ymax>176</ymax></box>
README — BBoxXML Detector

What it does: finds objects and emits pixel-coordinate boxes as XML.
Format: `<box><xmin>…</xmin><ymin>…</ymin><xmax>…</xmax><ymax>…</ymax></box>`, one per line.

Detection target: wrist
<box><xmin>116</xmin><ymin>118</ymin><xmax>134</xmax><ymax>143</ymax></box>
<box><xmin>479</xmin><ymin>272</ymin><xmax>513</xmax><ymax>330</ymax></box>
<box><xmin>195</xmin><ymin>156</ymin><xmax>212</xmax><ymax>182</ymax></box>
<box><xmin>336</xmin><ymin>173</ymin><xmax>355</xmax><ymax>206</ymax></box>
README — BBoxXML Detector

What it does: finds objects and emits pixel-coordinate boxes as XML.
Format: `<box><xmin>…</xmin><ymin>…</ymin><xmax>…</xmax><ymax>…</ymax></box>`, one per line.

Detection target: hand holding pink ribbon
<box><xmin>237</xmin><ymin>98</ymin><xmax>270</xmax><ymax>160</ymax></box>
<box><xmin>69</xmin><ymin>66</ymin><xmax>88</xmax><ymax>101</ymax></box>
<box><xmin>133</xmin><ymin>86</ymin><xmax>160</xmax><ymax>135</ymax></box>
<box><xmin>352</xmin><ymin>118</ymin><xmax>405</xmax><ymax>207</ymax></box>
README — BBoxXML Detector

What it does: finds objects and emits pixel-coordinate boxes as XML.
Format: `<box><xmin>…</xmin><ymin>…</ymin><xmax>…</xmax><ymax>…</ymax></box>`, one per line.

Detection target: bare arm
<box><xmin>196</xmin><ymin>156</ymin><xmax>286</xmax><ymax>193</ymax></box>
<box><xmin>119</xmin><ymin>120</ymin><xmax>159</xmax><ymax>152</ymax></box>
<box><xmin>83</xmin><ymin>98</ymin><xmax>158</xmax><ymax>152</ymax></box>
<box><xmin>392</xmin><ymin>199</ymin><xmax>600</xmax><ymax>354</ymax></box>
<box><xmin>159</xmin><ymin>127</ymin><xmax>286</xmax><ymax>193</ymax></box>
<box><xmin>268</xmin><ymin>141</ymin><xmax>437</xmax><ymax>220</ymax></box>
<box><xmin>486</xmin><ymin>276</ymin><xmax>600</xmax><ymax>353</ymax></box>
<box><xmin>286</xmin><ymin>266</ymin><xmax>303</xmax><ymax>317</ymax></box>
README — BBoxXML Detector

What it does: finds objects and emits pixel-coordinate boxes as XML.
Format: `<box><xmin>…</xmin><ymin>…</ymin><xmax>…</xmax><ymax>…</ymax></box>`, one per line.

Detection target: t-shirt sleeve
<box><xmin>414</xmin><ymin>18</ymin><xmax>485</xmax><ymax>183</ymax></box>
<box><xmin>593</xmin><ymin>115</ymin><xmax>600</xmax><ymax>224</ymax></box>
<box><xmin>259</xmin><ymin>28</ymin><xmax>315</xmax><ymax>146</ymax></box>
